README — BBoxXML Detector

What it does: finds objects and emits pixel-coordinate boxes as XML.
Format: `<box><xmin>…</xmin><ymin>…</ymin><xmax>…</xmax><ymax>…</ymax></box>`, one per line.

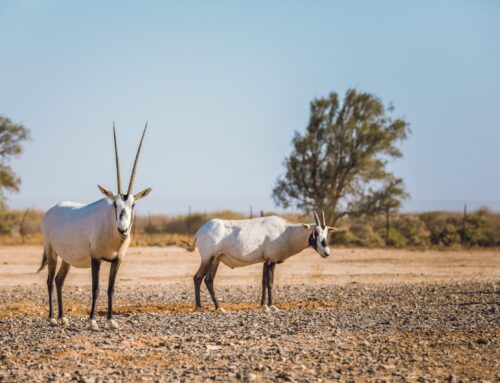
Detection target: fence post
<box><xmin>462</xmin><ymin>204</ymin><xmax>467</xmax><ymax>246</ymax></box>
<box><xmin>19</xmin><ymin>208</ymin><xmax>30</xmax><ymax>244</ymax></box>
<box><xmin>385</xmin><ymin>205</ymin><xmax>390</xmax><ymax>246</ymax></box>
<box><xmin>187</xmin><ymin>205</ymin><xmax>192</xmax><ymax>236</ymax></box>
<box><xmin>250</xmin><ymin>206</ymin><xmax>253</xmax><ymax>219</ymax></box>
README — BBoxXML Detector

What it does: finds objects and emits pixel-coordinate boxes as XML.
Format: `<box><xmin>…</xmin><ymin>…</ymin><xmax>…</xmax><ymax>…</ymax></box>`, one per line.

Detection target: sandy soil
<box><xmin>0</xmin><ymin>247</ymin><xmax>499</xmax><ymax>382</ymax></box>
<box><xmin>0</xmin><ymin>246</ymin><xmax>498</xmax><ymax>287</ymax></box>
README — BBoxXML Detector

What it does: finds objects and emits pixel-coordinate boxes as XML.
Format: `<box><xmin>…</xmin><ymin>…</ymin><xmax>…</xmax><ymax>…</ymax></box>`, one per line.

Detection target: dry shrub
<box><xmin>0</xmin><ymin>207</ymin><xmax>499</xmax><ymax>248</ymax></box>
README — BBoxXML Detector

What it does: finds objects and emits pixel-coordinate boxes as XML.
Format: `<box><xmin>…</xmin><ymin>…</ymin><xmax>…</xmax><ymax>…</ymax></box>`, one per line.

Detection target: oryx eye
<box><xmin>132</xmin><ymin>202</ymin><xmax>136</xmax><ymax>208</ymax></box>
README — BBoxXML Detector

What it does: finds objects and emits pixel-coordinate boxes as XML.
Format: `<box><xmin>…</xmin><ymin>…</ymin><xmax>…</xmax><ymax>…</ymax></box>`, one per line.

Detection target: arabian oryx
<box><xmin>182</xmin><ymin>211</ymin><xmax>340</xmax><ymax>312</ymax></box>
<box><xmin>39</xmin><ymin>124</ymin><xmax>152</xmax><ymax>331</ymax></box>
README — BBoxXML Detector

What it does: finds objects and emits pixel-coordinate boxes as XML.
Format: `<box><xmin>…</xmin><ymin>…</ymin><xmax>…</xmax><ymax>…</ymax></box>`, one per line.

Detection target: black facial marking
<box><xmin>123</xmin><ymin>194</ymin><xmax>129</xmax><ymax>201</ymax></box>
<box><xmin>321</xmin><ymin>239</ymin><xmax>327</xmax><ymax>247</ymax></box>
<box><xmin>119</xmin><ymin>209</ymin><xmax>125</xmax><ymax>220</ymax></box>
<box><xmin>309</xmin><ymin>231</ymin><xmax>318</xmax><ymax>250</ymax></box>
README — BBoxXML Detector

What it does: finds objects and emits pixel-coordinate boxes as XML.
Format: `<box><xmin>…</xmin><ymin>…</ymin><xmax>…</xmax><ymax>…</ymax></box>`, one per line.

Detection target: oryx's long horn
<box><xmin>321</xmin><ymin>210</ymin><xmax>326</xmax><ymax>227</ymax></box>
<box><xmin>113</xmin><ymin>123</ymin><xmax>123</xmax><ymax>195</ymax></box>
<box><xmin>313</xmin><ymin>210</ymin><xmax>321</xmax><ymax>226</ymax></box>
<box><xmin>127</xmin><ymin>123</ymin><xmax>148</xmax><ymax>195</ymax></box>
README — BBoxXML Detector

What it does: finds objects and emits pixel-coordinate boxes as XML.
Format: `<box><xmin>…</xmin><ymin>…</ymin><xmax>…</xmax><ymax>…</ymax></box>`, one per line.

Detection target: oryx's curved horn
<box><xmin>321</xmin><ymin>210</ymin><xmax>326</xmax><ymax>227</ymax></box>
<box><xmin>113</xmin><ymin>123</ymin><xmax>122</xmax><ymax>195</ymax></box>
<box><xmin>127</xmin><ymin>123</ymin><xmax>148</xmax><ymax>195</ymax></box>
<box><xmin>313</xmin><ymin>210</ymin><xmax>321</xmax><ymax>226</ymax></box>
<box><xmin>327</xmin><ymin>226</ymin><xmax>343</xmax><ymax>232</ymax></box>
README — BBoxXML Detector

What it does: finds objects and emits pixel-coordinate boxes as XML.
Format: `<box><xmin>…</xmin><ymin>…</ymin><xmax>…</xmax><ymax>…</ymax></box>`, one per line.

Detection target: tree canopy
<box><xmin>272</xmin><ymin>89</ymin><xmax>410</xmax><ymax>226</ymax></box>
<box><xmin>0</xmin><ymin>115</ymin><xmax>30</xmax><ymax>202</ymax></box>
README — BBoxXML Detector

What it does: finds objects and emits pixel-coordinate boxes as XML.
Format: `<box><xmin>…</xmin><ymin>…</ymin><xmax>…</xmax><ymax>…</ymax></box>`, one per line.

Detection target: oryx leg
<box><xmin>107</xmin><ymin>257</ymin><xmax>121</xmax><ymax>329</ymax></box>
<box><xmin>89</xmin><ymin>258</ymin><xmax>101</xmax><ymax>331</ymax></box>
<box><xmin>46</xmin><ymin>251</ymin><xmax>58</xmax><ymax>325</ymax></box>
<box><xmin>55</xmin><ymin>261</ymin><xmax>71</xmax><ymax>325</ymax></box>
<box><xmin>261</xmin><ymin>262</ymin><xmax>271</xmax><ymax>312</ymax></box>
<box><xmin>267</xmin><ymin>262</ymin><xmax>279</xmax><ymax>312</ymax></box>
<box><xmin>204</xmin><ymin>258</ymin><xmax>223</xmax><ymax>312</ymax></box>
<box><xmin>193</xmin><ymin>259</ymin><xmax>212</xmax><ymax>312</ymax></box>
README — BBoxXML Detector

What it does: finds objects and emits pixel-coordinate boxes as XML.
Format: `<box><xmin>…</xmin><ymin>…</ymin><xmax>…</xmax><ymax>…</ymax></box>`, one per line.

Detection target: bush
<box><xmin>1</xmin><ymin>207</ymin><xmax>500</xmax><ymax>248</ymax></box>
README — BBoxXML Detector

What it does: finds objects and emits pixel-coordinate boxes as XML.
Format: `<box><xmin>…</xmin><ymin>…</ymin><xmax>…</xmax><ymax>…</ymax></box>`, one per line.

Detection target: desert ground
<box><xmin>0</xmin><ymin>246</ymin><xmax>498</xmax><ymax>382</ymax></box>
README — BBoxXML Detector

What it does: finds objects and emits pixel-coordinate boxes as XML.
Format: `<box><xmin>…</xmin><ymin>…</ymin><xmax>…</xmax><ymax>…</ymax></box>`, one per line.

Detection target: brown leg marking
<box><xmin>267</xmin><ymin>262</ymin><xmax>276</xmax><ymax>307</ymax></box>
<box><xmin>90</xmin><ymin>258</ymin><xmax>101</xmax><ymax>320</ymax></box>
<box><xmin>193</xmin><ymin>259</ymin><xmax>212</xmax><ymax>311</ymax></box>
<box><xmin>261</xmin><ymin>262</ymin><xmax>268</xmax><ymax>306</ymax></box>
<box><xmin>46</xmin><ymin>255</ymin><xmax>57</xmax><ymax>321</ymax></box>
<box><xmin>55</xmin><ymin>261</ymin><xmax>71</xmax><ymax>320</ymax></box>
<box><xmin>204</xmin><ymin>259</ymin><xmax>221</xmax><ymax>310</ymax></box>
<box><xmin>107</xmin><ymin>257</ymin><xmax>121</xmax><ymax>321</ymax></box>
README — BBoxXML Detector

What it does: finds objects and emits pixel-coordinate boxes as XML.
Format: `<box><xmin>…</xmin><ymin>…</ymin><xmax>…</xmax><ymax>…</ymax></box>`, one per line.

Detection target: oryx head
<box><xmin>302</xmin><ymin>210</ymin><xmax>341</xmax><ymax>258</ymax></box>
<box><xmin>98</xmin><ymin>123</ymin><xmax>152</xmax><ymax>240</ymax></box>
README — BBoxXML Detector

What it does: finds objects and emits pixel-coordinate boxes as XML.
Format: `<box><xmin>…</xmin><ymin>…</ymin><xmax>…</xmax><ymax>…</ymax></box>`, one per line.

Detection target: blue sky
<box><xmin>0</xmin><ymin>1</ymin><xmax>499</xmax><ymax>214</ymax></box>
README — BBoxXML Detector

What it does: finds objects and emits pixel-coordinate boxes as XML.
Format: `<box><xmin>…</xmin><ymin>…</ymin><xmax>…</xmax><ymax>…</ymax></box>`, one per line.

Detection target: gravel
<box><xmin>0</xmin><ymin>281</ymin><xmax>498</xmax><ymax>382</ymax></box>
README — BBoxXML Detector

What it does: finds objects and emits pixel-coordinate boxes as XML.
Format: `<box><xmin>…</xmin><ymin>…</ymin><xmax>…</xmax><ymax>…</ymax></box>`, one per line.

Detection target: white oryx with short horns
<box><xmin>182</xmin><ymin>211</ymin><xmax>340</xmax><ymax>312</ymax></box>
<box><xmin>39</xmin><ymin>124</ymin><xmax>152</xmax><ymax>330</ymax></box>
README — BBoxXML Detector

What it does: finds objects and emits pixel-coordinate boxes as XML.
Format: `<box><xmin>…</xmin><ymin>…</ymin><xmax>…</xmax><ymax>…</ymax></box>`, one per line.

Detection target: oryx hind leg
<box><xmin>193</xmin><ymin>258</ymin><xmax>213</xmax><ymax>312</ymax></box>
<box><xmin>204</xmin><ymin>258</ymin><xmax>224</xmax><ymax>312</ymax></box>
<box><xmin>46</xmin><ymin>247</ymin><xmax>58</xmax><ymax>325</ymax></box>
<box><xmin>55</xmin><ymin>261</ymin><xmax>71</xmax><ymax>325</ymax></box>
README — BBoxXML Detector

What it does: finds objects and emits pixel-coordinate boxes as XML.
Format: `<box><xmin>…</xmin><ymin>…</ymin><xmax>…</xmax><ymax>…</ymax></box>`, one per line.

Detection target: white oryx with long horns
<box><xmin>39</xmin><ymin>124</ymin><xmax>152</xmax><ymax>331</ymax></box>
<box><xmin>182</xmin><ymin>211</ymin><xmax>340</xmax><ymax>312</ymax></box>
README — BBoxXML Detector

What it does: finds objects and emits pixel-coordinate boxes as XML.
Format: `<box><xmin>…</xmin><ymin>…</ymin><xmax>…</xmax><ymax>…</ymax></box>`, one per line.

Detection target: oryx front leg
<box><xmin>261</xmin><ymin>262</ymin><xmax>271</xmax><ymax>312</ymax></box>
<box><xmin>55</xmin><ymin>261</ymin><xmax>71</xmax><ymax>326</ymax></box>
<box><xmin>107</xmin><ymin>257</ymin><xmax>121</xmax><ymax>329</ymax></box>
<box><xmin>267</xmin><ymin>262</ymin><xmax>280</xmax><ymax>312</ymax></box>
<box><xmin>89</xmin><ymin>258</ymin><xmax>101</xmax><ymax>331</ymax></box>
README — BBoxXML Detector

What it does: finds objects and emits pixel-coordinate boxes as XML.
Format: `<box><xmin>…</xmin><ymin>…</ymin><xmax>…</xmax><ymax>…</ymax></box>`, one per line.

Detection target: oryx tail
<box><xmin>180</xmin><ymin>238</ymin><xmax>197</xmax><ymax>252</ymax></box>
<box><xmin>37</xmin><ymin>249</ymin><xmax>47</xmax><ymax>273</ymax></box>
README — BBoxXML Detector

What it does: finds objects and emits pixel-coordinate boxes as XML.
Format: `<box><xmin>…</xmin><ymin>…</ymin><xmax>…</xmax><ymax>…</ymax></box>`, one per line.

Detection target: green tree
<box><xmin>0</xmin><ymin>115</ymin><xmax>30</xmax><ymax>203</ymax></box>
<box><xmin>272</xmin><ymin>89</ymin><xmax>410</xmax><ymax>226</ymax></box>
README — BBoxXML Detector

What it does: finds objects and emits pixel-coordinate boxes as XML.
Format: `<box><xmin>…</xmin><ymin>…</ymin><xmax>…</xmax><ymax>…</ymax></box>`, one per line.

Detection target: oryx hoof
<box><xmin>269</xmin><ymin>305</ymin><xmax>281</xmax><ymax>312</ymax></box>
<box><xmin>194</xmin><ymin>306</ymin><xmax>205</xmax><ymax>313</ymax></box>
<box><xmin>89</xmin><ymin>319</ymin><xmax>100</xmax><ymax>331</ymax></box>
<box><xmin>49</xmin><ymin>318</ymin><xmax>58</xmax><ymax>326</ymax></box>
<box><xmin>107</xmin><ymin>319</ymin><xmax>120</xmax><ymax>330</ymax></box>
<box><xmin>216</xmin><ymin>307</ymin><xmax>226</xmax><ymax>313</ymax></box>
<box><xmin>262</xmin><ymin>305</ymin><xmax>271</xmax><ymax>313</ymax></box>
<box><xmin>59</xmin><ymin>317</ymin><xmax>69</xmax><ymax>326</ymax></box>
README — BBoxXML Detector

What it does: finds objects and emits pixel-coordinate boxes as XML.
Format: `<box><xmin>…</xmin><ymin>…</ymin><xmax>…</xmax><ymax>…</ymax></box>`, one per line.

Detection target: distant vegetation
<box><xmin>1</xmin><ymin>207</ymin><xmax>499</xmax><ymax>249</ymax></box>
<box><xmin>1</xmin><ymin>93</ymin><xmax>496</xmax><ymax>250</ymax></box>
<box><xmin>0</xmin><ymin>115</ymin><xmax>31</xmax><ymax>232</ymax></box>
<box><xmin>273</xmin><ymin>89</ymin><xmax>410</xmax><ymax>226</ymax></box>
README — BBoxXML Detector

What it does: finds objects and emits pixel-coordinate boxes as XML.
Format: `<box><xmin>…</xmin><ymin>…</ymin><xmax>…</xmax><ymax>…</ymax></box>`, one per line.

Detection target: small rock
<box><xmin>476</xmin><ymin>338</ymin><xmax>488</xmax><ymax>345</ymax></box>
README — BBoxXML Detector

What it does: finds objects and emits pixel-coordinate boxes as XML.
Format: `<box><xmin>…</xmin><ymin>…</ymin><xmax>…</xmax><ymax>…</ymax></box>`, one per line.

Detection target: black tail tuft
<box><xmin>37</xmin><ymin>250</ymin><xmax>47</xmax><ymax>273</ymax></box>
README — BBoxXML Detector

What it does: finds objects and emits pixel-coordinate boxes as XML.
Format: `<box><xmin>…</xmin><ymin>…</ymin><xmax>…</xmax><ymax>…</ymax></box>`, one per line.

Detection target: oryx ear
<box><xmin>327</xmin><ymin>226</ymin><xmax>342</xmax><ymax>232</ymax></box>
<box><xmin>97</xmin><ymin>184</ymin><xmax>115</xmax><ymax>199</ymax></box>
<box><xmin>134</xmin><ymin>187</ymin><xmax>152</xmax><ymax>201</ymax></box>
<box><xmin>302</xmin><ymin>223</ymin><xmax>311</xmax><ymax>229</ymax></box>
